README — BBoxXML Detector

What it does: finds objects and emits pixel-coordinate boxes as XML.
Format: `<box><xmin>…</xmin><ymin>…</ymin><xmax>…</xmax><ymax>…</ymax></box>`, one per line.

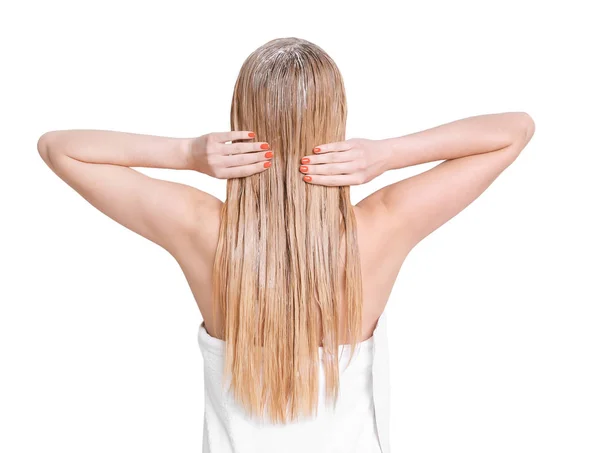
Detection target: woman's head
<box><xmin>231</xmin><ymin>37</ymin><xmax>347</xmax><ymax>158</ymax></box>
<box><xmin>213</xmin><ymin>37</ymin><xmax>362</xmax><ymax>424</ymax></box>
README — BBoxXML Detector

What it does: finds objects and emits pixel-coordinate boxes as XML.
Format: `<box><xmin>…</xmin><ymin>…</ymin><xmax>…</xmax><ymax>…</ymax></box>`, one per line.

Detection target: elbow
<box><xmin>37</xmin><ymin>131</ymin><xmax>61</xmax><ymax>169</ymax></box>
<box><xmin>505</xmin><ymin>112</ymin><xmax>535</xmax><ymax>161</ymax></box>
<box><xmin>37</xmin><ymin>132</ymin><xmax>51</xmax><ymax>163</ymax></box>
<box><xmin>519</xmin><ymin>112</ymin><xmax>536</xmax><ymax>142</ymax></box>
<box><xmin>514</xmin><ymin>111</ymin><xmax>535</xmax><ymax>145</ymax></box>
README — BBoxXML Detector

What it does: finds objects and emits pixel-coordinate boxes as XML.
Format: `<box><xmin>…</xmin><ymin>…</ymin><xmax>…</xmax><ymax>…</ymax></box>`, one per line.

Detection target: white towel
<box><xmin>197</xmin><ymin>310</ymin><xmax>390</xmax><ymax>453</ymax></box>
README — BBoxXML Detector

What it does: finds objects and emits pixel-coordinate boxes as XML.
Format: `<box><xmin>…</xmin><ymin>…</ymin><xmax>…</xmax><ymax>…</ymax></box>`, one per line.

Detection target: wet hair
<box><xmin>212</xmin><ymin>37</ymin><xmax>363</xmax><ymax>423</ymax></box>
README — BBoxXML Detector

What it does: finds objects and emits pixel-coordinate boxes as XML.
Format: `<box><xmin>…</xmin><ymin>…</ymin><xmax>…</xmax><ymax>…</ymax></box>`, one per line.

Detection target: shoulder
<box><xmin>352</xmin><ymin>200</ymin><xmax>414</xmax><ymax>291</ymax></box>
<box><xmin>353</xmin><ymin>200</ymin><xmax>411</xmax><ymax>255</ymax></box>
<box><xmin>172</xmin><ymin>193</ymin><xmax>223</xmax><ymax>264</ymax></box>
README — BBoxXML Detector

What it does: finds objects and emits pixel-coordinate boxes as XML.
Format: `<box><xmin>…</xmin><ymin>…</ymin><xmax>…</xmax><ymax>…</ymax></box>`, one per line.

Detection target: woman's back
<box><xmin>177</xmin><ymin>203</ymin><xmax>399</xmax><ymax>345</ymax></box>
<box><xmin>173</xmin><ymin>201</ymin><xmax>395</xmax><ymax>453</ymax></box>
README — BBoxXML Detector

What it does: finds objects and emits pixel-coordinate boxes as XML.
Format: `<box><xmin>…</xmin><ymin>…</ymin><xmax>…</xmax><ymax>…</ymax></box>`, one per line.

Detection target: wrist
<box><xmin>377</xmin><ymin>137</ymin><xmax>399</xmax><ymax>172</ymax></box>
<box><xmin>381</xmin><ymin>135</ymin><xmax>413</xmax><ymax>171</ymax></box>
<box><xmin>179</xmin><ymin>138</ymin><xmax>194</xmax><ymax>170</ymax></box>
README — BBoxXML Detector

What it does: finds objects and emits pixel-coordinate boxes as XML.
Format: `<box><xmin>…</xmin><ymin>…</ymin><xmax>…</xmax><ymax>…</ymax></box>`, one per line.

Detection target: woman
<box><xmin>37</xmin><ymin>37</ymin><xmax>535</xmax><ymax>452</ymax></box>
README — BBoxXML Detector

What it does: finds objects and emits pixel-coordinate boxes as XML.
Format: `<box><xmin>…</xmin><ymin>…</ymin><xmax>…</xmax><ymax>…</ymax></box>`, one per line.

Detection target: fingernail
<box><xmin>301</xmin><ymin>157</ymin><xmax>310</xmax><ymax>164</ymax></box>
<box><xmin>265</xmin><ymin>151</ymin><xmax>273</xmax><ymax>158</ymax></box>
<box><xmin>313</xmin><ymin>147</ymin><xmax>321</xmax><ymax>153</ymax></box>
<box><xmin>264</xmin><ymin>161</ymin><xmax>271</xmax><ymax>168</ymax></box>
<box><xmin>303</xmin><ymin>175</ymin><xmax>312</xmax><ymax>182</ymax></box>
<box><xmin>260</xmin><ymin>143</ymin><xmax>270</xmax><ymax>150</ymax></box>
<box><xmin>248</xmin><ymin>132</ymin><xmax>256</xmax><ymax>138</ymax></box>
<box><xmin>300</xmin><ymin>165</ymin><xmax>308</xmax><ymax>173</ymax></box>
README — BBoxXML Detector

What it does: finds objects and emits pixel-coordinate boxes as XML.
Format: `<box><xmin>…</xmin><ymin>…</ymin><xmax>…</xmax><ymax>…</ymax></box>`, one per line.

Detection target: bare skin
<box><xmin>37</xmin><ymin>112</ymin><xmax>535</xmax><ymax>342</ymax></box>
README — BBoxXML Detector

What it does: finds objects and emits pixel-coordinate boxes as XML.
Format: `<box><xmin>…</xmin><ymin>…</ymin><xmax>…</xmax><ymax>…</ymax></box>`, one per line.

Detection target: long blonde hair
<box><xmin>211</xmin><ymin>37</ymin><xmax>363</xmax><ymax>423</ymax></box>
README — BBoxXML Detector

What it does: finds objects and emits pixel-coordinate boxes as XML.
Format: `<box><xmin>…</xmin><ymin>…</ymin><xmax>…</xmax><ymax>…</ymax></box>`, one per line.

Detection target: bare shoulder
<box><xmin>173</xmin><ymin>194</ymin><xmax>223</xmax><ymax>271</ymax></box>
<box><xmin>353</xmin><ymin>199</ymin><xmax>414</xmax><ymax>267</ymax></box>
<box><xmin>352</xmin><ymin>200</ymin><xmax>413</xmax><ymax>321</ymax></box>
<box><xmin>171</xmin><ymin>193</ymin><xmax>222</xmax><ymax>276</ymax></box>
<box><xmin>169</xmin><ymin>194</ymin><xmax>223</xmax><ymax>328</ymax></box>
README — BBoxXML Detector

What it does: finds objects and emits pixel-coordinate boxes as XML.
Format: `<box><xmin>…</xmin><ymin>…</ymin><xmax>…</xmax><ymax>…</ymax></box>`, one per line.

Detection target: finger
<box><xmin>224</xmin><ymin>149</ymin><xmax>273</xmax><ymax>167</ymax></box>
<box><xmin>223</xmin><ymin>161</ymin><xmax>271</xmax><ymax>179</ymax></box>
<box><xmin>302</xmin><ymin>173</ymin><xmax>360</xmax><ymax>187</ymax></box>
<box><xmin>300</xmin><ymin>161</ymin><xmax>357</xmax><ymax>176</ymax></box>
<box><xmin>312</xmin><ymin>141</ymin><xmax>353</xmax><ymax>154</ymax></box>
<box><xmin>219</xmin><ymin>141</ymin><xmax>270</xmax><ymax>156</ymax></box>
<box><xmin>212</xmin><ymin>131</ymin><xmax>256</xmax><ymax>143</ymax></box>
<box><xmin>300</xmin><ymin>149</ymin><xmax>357</xmax><ymax>165</ymax></box>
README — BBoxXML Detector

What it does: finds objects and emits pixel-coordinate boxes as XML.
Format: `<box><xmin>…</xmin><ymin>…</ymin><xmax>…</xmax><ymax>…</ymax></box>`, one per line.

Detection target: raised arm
<box><xmin>300</xmin><ymin>111</ymin><xmax>535</xmax><ymax>252</ymax></box>
<box><xmin>37</xmin><ymin>129</ymin><xmax>273</xmax><ymax>257</ymax></box>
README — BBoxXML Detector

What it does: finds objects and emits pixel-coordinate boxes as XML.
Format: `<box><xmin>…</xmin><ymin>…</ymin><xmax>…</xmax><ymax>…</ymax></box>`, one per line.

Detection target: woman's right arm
<box><xmin>302</xmin><ymin>112</ymin><xmax>535</xmax><ymax>251</ymax></box>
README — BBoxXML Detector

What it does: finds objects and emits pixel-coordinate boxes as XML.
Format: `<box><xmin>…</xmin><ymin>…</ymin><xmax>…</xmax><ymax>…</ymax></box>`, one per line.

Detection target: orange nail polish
<box><xmin>265</xmin><ymin>151</ymin><xmax>273</xmax><ymax>158</ymax></box>
<box><xmin>264</xmin><ymin>161</ymin><xmax>271</xmax><ymax>168</ymax></box>
<box><xmin>300</xmin><ymin>165</ymin><xmax>308</xmax><ymax>173</ymax></box>
<box><xmin>313</xmin><ymin>147</ymin><xmax>321</xmax><ymax>153</ymax></box>
<box><xmin>303</xmin><ymin>175</ymin><xmax>312</xmax><ymax>182</ymax></box>
<box><xmin>260</xmin><ymin>143</ymin><xmax>270</xmax><ymax>150</ymax></box>
<box><xmin>301</xmin><ymin>157</ymin><xmax>310</xmax><ymax>164</ymax></box>
<box><xmin>248</xmin><ymin>132</ymin><xmax>256</xmax><ymax>138</ymax></box>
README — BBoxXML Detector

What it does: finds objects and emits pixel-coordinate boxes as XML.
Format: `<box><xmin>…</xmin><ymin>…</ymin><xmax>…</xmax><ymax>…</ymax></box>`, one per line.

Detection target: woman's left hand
<box><xmin>185</xmin><ymin>131</ymin><xmax>273</xmax><ymax>179</ymax></box>
<box><xmin>299</xmin><ymin>138</ymin><xmax>390</xmax><ymax>186</ymax></box>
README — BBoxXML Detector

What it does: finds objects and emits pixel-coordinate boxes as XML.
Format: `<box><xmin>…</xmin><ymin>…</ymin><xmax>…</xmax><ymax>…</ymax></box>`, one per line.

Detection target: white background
<box><xmin>2</xmin><ymin>1</ymin><xmax>598</xmax><ymax>452</ymax></box>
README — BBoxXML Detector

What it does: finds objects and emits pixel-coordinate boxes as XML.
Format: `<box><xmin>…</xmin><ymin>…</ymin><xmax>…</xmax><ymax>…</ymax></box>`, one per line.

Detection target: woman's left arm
<box><xmin>37</xmin><ymin>129</ymin><xmax>272</xmax><ymax>256</ymax></box>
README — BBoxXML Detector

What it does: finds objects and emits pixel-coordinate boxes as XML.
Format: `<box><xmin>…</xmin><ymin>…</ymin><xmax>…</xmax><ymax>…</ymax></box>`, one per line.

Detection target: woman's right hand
<box><xmin>299</xmin><ymin>138</ymin><xmax>391</xmax><ymax>186</ymax></box>
<box><xmin>185</xmin><ymin>131</ymin><xmax>273</xmax><ymax>179</ymax></box>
